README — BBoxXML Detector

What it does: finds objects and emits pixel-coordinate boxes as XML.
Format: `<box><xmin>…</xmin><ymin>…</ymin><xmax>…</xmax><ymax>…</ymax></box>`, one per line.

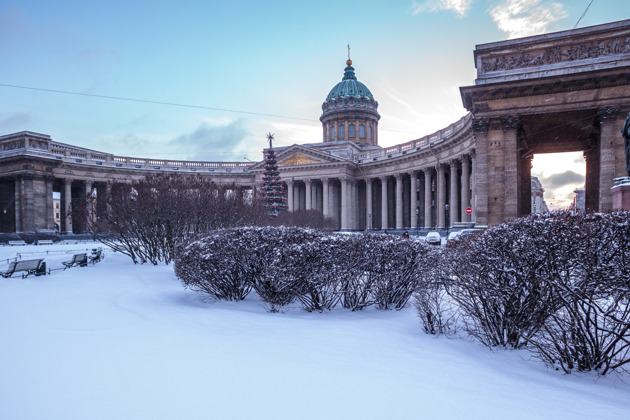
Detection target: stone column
<box><xmin>286</xmin><ymin>179</ymin><xmax>294</xmax><ymax>212</ymax></box>
<box><xmin>340</xmin><ymin>177</ymin><xmax>349</xmax><ymax>230</ymax></box>
<box><xmin>501</xmin><ymin>115</ymin><xmax>520</xmax><ymax>222</ymax></box>
<box><xmin>365</xmin><ymin>177</ymin><xmax>373</xmax><ymax>230</ymax></box>
<box><xmin>13</xmin><ymin>175</ymin><xmax>22</xmax><ymax>233</ymax></box>
<box><xmin>19</xmin><ymin>173</ymin><xmax>35</xmax><ymax>232</ymax></box>
<box><xmin>45</xmin><ymin>176</ymin><xmax>54</xmax><ymax>230</ymax></box>
<box><xmin>461</xmin><ymin>155</ymin><xmax>470</xmax><ymax>221</ymax></box>
<box><xmin>322</xmin><ymin>178</ymin><xmax>330</xmax><ymax>219</ymax></box>
<box><xmin>304</xmin><ymin>179</ymin><xmax>312</xmax><ymax>211</ymax></box>
<box><xmin>63</xmin><ymin>178</ymin><xmax>73</xmax><ymax>234</ymax></box>
<box><xmin>472</xmin><ymin>118</ymin><xmax>490</xmax><ymax>226</ymax></box>
<box><xmin>450</xmin><ymin>160</ymin><xmax>459</xmax><ymax>227</ymax></box>
<box><xmin>85</xmin><ymin>180</ymin><xmax>93</xmax><ymax>231</ymax></box>
<box><xmin>395</xmin><ymin>174</ymin><xmax>403</xmax><ymax>229</ymax></box>
<box><xmin>410</xmin><ymin>172</ymin><xmax>417</xmax><ymax>230</ymax></box>
<box><xmin>380</xmin><ymin>176</ymin><xmax>388</xmax><ymax>230</ymax></box>
<box><xmin>424</xmin><ymin>168</ymin><xmax>432</xmax><ymax>228</ymax></box>
<box><xmin>437</xmin><ymin>164</ymin><xmax>446</xmax><ymax>228</ymax></box>
<box><xmin>598</xmin><ymin>107</ymin><xmax>620</xmax><ymax>212</ymax></box>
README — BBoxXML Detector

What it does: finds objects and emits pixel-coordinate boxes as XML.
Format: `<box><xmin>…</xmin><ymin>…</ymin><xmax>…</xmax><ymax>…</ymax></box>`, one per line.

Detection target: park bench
<box><xmin>37</xmin><ymin>240</ymin><xmax>54</xmax><ymax>246</ymax></box>
<box><xmin>62</xmin><ymin>253</ymin><xmax>87</xmax><ymax>269</ymax></box>
<box><xmin>8</xmin><ymin>240</ymin><xmax>27</xmax><ymax>246</ymax></box>
<box><xmin>1</xmin><ymin>259</ymin><xmax>46</xmax><ymax>278</ymax></box>
<box><xmin>89</xmin><ymin>248</ymin><xmax>103</xmax><ymax>265</ymax></box>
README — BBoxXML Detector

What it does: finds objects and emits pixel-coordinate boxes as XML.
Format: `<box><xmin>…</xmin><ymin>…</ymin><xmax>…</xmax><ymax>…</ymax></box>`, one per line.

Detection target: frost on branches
<box><xmin>174</xmin><ymin>227</ymin><xmax>431</xmax><ymax>313</ymax></box>
<box><xmin>429</xmin><ymin>211</ymin><xmax>630</xmax><ymax>375</ymax></box>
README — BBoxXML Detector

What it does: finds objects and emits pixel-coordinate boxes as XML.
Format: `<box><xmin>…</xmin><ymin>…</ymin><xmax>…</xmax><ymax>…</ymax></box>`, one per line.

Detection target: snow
<box><xmin>1</xmin><ymin>243</ymin><xmax>629</xmax><ymax>420</ymax></box>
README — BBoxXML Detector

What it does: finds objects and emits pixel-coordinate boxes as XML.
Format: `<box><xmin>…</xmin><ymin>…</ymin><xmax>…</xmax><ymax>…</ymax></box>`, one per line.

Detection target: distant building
<box><xmin>531</xmin><ymin>176</ymin><xmax>549</xmax><ymax>214</ymax></box>
<box><xmin>572</xmin><ymin>188</ymin><xmax>586</xmax><ymax>211</ymax></box>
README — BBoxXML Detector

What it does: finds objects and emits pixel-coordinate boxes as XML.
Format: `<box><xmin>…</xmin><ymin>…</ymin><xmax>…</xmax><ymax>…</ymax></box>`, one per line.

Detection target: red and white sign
<box><xmin>466</xmin><ymin>207</ymin><xmax>473</xmax><ymax>214</ymax></box>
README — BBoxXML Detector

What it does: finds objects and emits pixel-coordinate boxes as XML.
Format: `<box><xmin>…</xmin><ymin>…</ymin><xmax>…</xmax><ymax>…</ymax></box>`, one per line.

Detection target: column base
<box><xmin>611</xmin><ymin>178</ymin><xmax>630</xmax><ymax>211</ymax></box>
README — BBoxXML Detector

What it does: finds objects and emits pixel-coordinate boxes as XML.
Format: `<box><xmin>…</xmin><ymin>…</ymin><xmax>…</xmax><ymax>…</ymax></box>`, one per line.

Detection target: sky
<box><xmin>1</xmin><ymin>0</ymin><xmax>629</xmax><ymax>208</ymax></box>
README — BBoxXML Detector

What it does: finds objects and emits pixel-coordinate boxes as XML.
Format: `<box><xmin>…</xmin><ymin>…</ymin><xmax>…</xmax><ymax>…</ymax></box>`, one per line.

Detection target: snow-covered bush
<box><xmin>275</xmin><ymin>235</ymin><xmax>350</xmax><ymax>312</ymax></box>
<box><xmin>441</xmin><ymin>211</ymin><xmax>630</xmax><ymax>374</ymax></box>
<box><xmin>175</xmin><ymin>226</ymin><xmax>324</xmax><ymax>310</ymax></box>
<box><xmin>347</xmin><ymin>234</ymin><xmax>428</xmax><ymax>310</ymax></box>
<box><xmin>444</xmin><ymin>215</ymin><xmax>564</xmax><ymax>348</ymax></box>
<box><xmin>522</xmin><ymin>212</ymin><xmax>630</xmax><ymax>374</ymax></box>
<box><xmin>414</xmin><ymin>247</ymin><xmax>458</xmax><ymax>335</ymax></box>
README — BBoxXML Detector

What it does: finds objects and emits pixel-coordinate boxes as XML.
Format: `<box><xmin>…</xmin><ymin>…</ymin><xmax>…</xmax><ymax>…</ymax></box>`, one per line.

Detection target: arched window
<box><xmin>330</xmin><ymin>126</ymin><xmax>335</xmax><ymax>140</ymax></box>
<box><xmin>368</xmin><ymin>126</ymin><xmax>373</xmax><ymax>139</ymax></box>
<box><xmin>339</xmin><ymin>125</ymin><xmax>345</xmax><ymax>139</ymax></box>
<box><xmin>359</xmin><ymin>125</ymin><xmax>365</xmax><ymax>138</ymax></box>
<box><xmin>349</xmin><ymin>124</ymin><xmax>355</xmax><ymax>138</ymax></box>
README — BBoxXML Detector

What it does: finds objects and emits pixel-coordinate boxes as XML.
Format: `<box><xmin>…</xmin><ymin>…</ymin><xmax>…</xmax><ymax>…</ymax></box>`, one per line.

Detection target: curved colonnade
<box><xmin>0</xmin><ymin>113</ymin><xmax>475</xmax><ymax>234</ymax></box>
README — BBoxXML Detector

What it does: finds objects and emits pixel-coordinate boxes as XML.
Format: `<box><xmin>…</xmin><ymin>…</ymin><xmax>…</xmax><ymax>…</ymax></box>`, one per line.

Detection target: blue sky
<box><xmin>1</xmin><ymin>0</ymin><xmax>629</xmax><ymax>207</ymax></box>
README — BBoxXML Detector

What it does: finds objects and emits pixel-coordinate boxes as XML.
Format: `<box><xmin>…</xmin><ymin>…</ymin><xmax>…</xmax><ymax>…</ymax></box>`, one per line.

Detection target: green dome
<box><xmin>325</xmin><ymin>64</ymin><xmax>374</xmax><ymax>101</ymax></box>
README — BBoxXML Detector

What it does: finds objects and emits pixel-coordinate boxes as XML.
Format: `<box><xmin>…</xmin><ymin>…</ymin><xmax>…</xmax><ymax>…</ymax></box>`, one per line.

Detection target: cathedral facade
<box><xmin>1</xmin><ymin>20</ymin><xmax>630</xmax><ymax>233</ymax></box>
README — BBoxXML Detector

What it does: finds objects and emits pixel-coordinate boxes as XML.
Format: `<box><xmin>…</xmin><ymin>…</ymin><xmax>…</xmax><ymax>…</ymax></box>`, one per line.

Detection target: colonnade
<box><xmin>284</xmin><ymin>153</ymin><xmax>473</xmax><ymax>231</ymax></box>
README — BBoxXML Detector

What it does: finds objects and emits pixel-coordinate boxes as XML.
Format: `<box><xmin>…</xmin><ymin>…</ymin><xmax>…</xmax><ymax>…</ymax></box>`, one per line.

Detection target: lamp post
<box><xmin>445</xmin><ymin>203</ymin><xmax>450</xmax><ymax>230</ymax></box>
<box><xmin>415</xmin><ymin>208</ymin><xmax>419</xmax><ymax>234</ymax></box>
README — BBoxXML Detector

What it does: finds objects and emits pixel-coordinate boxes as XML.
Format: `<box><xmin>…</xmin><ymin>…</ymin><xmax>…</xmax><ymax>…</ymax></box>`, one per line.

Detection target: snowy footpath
<box><xmin>0</xmin><ymin>243</ymin><xmax>628</xmax><ymax>420</ymax></box>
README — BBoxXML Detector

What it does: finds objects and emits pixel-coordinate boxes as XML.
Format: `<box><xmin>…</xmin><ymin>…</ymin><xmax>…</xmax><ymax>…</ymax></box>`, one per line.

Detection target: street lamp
<box><xmin>415</xmin><ymin>208</ymin><xmax>419</xmax><ymax>234</ymax></box>
<box><xmin>445</xmin><ymin>203</ymin><xmax>450</xmax><ymax>229</ymax></box>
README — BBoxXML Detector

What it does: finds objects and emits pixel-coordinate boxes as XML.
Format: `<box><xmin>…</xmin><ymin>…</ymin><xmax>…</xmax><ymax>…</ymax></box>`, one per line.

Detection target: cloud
<box><xmin>0</xmin><ymin>112</ymin><xmax>31</xmax><ymax>131</ymax></box>
<box><xmin>411</xmin><ymin>0</ymin><xmax>472</xmax><ymax>18</ymax></box>
<box><xmin>538</xmin><ymin>170</ymin><xmax>584</xmax><ymax>190</ymax></box>
<box><xmin>169</xmin><ymin>118</ymin><xmax>250</xmax><ymax>161</ymax></box>
<box><xmin>489</xmin><ymin>0</ymin><xmax>568</xmax><ymax>39</ymax></box>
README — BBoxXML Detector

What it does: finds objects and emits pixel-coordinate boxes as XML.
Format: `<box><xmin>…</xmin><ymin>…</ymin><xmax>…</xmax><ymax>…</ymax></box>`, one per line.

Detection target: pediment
<box><xmin>249</xmin><ymin>144</ymin><xmax>346</xmax><ymax>170</ymax></box>
<box><xmin>278</xmin><ymin>152</ymin><xmax>321</xmax><ymax>166</ymax></box>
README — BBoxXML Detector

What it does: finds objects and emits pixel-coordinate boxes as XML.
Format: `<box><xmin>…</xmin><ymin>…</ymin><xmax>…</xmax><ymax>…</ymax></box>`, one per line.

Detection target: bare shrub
<box><xmin>524</xmin><ymin>211</ymin><xmax>630</xmax><ymax>374</ymax></box>
<box><xmin>445</xmin><ymin>216</ymin><xmax>562</xmax><ymax>348</ymax></box>
<box><xmin>414</xmin><ymin>247</ymin><xmax>458</xmax><ymax>335</ymax></box>
<box><xmin>175</xmin><ymin>226</ymin><xmax>324</xmax><ymax>311</ymax></box>
<box><xmin>88</xmin><ymin>175</ymin><xmax>261</xmax><ymax>264</ymax></box>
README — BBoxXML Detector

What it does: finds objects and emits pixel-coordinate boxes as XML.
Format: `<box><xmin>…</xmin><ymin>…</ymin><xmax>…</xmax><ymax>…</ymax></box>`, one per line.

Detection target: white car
<box><xmin>425</xmin><ymin>231</ymin><xmax>441</xmax><ymax>246</ymax></box>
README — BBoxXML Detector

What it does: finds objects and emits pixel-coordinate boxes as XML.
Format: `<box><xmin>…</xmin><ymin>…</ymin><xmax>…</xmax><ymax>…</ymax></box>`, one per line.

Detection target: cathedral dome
<box><xmin>320</xmin><ymin>59</ymin><xmax>380</xmax><ymax>146</ymax></box>
<box><xmin>325</xmin><ymin>61</ymin><xmax>375</xmax><ymax>101</ymax></box>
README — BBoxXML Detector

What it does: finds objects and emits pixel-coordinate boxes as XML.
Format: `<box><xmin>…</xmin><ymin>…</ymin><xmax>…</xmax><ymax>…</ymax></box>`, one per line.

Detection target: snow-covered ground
<box><xmin>1</xmin><ymin>243</ymin><xmax>628</xmax><ymax>420</ymax></box>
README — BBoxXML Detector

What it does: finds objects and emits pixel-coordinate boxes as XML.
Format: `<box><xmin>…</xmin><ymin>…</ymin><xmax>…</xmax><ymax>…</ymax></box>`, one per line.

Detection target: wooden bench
<box><xmin>8</xmin><ymin>240</ymin><xmax>27</xmax><ymax>246</ymax></box>
<box><xmin>37</xmin><ymin>240</ymin><xmax>54</xmax><ymax>246</ymax></box>
<box><xmin>62</xmin><ymin>253</ymin><xmax>87</xmax><ymax>269</ymax></box>
<box><xmin>1</xmin><ymin>259</ymin><xmax>46</xmax><ymax>278</ymax></box>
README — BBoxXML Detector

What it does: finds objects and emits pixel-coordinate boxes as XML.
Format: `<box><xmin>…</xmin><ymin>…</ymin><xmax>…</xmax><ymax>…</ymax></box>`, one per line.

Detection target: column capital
<box><xmin>379</xmin><ymin>175</ymin><xmax>388</xmax><ymax>183</ymax></box>
<box><xmin>472</xmin><ymin>117</ymin><xmax>491</xmax><ymax>133</ymax></box>
<box><xmin>394</xmin><ymin>173</ymin><xmax>402</xmax><ymax>180</ymax></box>
<box><xmin>597</xmin><ymin>106</ymin><xmax>620</xmax><ymax>122</ymax></box>
<box><xmin>303</xmin><ymin>178</ymin><xmax>312</xmax><ymax>185</ymax></box>
<box><xmin>500</xmin><ymin>115</ymin><xmax>521</xmax><ymax>131</ymax></box>
<box><xmin>450</xmin><ymin>159</ymin><xmax>460</xmax><ymax>168</ymax></box>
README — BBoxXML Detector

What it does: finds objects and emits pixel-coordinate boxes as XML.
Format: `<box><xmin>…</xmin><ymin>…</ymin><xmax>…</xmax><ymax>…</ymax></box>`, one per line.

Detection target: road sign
<box><xmin>466</xmin><ymin>207</ymin><xmax>473</xmax><ymax>214</ymax></box>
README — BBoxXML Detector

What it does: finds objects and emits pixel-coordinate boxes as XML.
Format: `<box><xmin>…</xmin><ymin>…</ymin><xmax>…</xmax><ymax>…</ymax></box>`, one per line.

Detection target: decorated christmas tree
<box><xmin>260</xmin><ymin>133</ymin><xmax>288</xmax><ymax>217</ymax></box>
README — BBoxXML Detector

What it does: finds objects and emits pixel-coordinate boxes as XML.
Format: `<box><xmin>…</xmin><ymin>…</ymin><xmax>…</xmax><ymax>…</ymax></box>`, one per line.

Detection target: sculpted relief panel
<box><xmin>279</xmin><ymin>153</ymin><xmax>322</xmax><ymax>166</ymax></box>
<box><xmin>481</xmin><ymin>36</ymin><xmax>630</xmax><ymax>73</ymax></box>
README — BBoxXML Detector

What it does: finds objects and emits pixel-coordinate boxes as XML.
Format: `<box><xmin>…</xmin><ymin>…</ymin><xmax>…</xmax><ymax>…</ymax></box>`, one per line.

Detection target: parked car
<box><xmin>446</xmin><ymin>231</ymin><xmax>462</xmax><ymax>247</ymax></box>
<box><xmin>425</xmin><ymin>231</ymin><xmax>441</xmax><ymax>246</ymax></box>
